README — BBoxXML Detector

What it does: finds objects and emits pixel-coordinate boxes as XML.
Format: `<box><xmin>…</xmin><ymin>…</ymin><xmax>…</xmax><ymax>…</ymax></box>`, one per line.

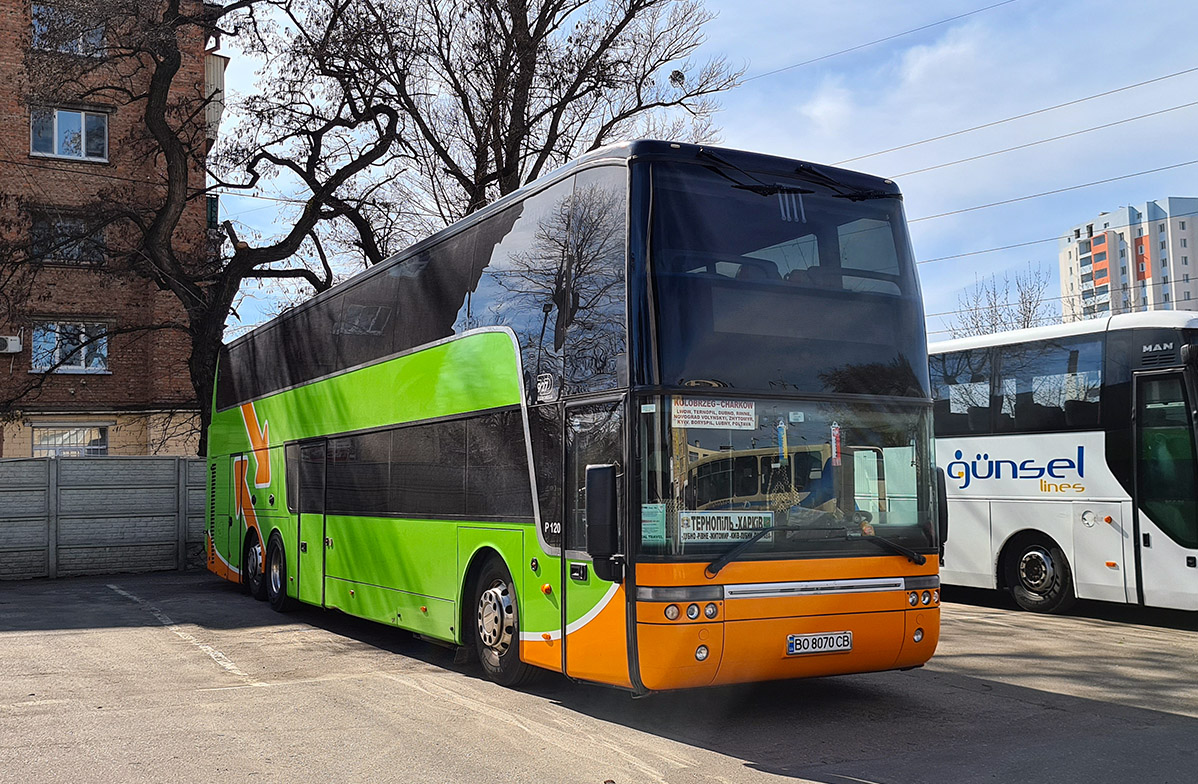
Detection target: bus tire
<box><xmin>471</xmin><ymin>557</ymin><xmax>536</xmax><ymax>688</ymax></box>
<box><xmin>265</xmin><ymin>532</ymin><xmax>294</xmax><ymax>613</ymax></box>
<box><xmin>1005</xmin><ymin>538</ymin><xmax>1076</xmax><ymax>614</ymax></box>
<box><xmin>243</xmin><ymin>531</ymin><xmax>267</xmax><ymax>601</ymax></box>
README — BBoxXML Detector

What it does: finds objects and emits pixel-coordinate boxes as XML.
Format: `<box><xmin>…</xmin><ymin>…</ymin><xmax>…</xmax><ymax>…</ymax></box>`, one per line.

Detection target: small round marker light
<box><xmin>913</xmin><ymin>627</ymin><xmax>925</xmax><ymax>643</ymax></box>
<box><xmin>932</xmin><ymin>589</ymin><xmax>939</xmax><ymax>604</ymax></box>
<box><xmin>908</xmin><ymin>592</ymin><xmax>919</xmax><ymax>607</ymax></box>
<box><xmin>664</xmin><ymin>604</ymin><xmax>680</xmax><ymax>620</ymax></box>
<box><xmin>704</xmin><ymin>602</ymin><xmax>718</xmax><ymax>619</ymax></box>
<box><xmin>686</xmin><ymin>603</ymin><xmax>701</xmax><ymax>620</ymax></box>
<box><xmin>695</xmin><ymin>645</ymin><xmax>709</xmax><ymax>661</ymax></box>
<box><xmin>921</xmin><ymin>590</ymin><xmax>931</xmax><ymax>605</ymax></box>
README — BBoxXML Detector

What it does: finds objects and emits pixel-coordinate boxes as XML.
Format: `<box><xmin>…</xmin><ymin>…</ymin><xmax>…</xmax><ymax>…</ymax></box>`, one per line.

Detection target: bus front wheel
<box><xmin>265</xmin><ymin>532</ymin><xmax>294</xmax><ymax>613</ymax></box>
<box><xmin>1005</xmin><ymin>538</ymin><xmax>1076</xmax><ymax>614</ymax></box>
<box><xmin>471</xmin><ymin>557</ymin><xmax>536</xmax><ymax>687</ymax></box>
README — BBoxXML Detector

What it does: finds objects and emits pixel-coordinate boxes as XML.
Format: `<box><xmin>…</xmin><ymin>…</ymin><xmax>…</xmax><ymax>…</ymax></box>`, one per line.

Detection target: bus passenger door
<box><xmin>561</xmin><ymin>399</ymin><xmax>631</xmax><ymax>687</ymax></box>
<box><xmin>297</xmin><ymin>441</ymin><xmax>327</xmax><ymax>606</ymax></box>
<box><xmin>1133</xmin><ymin>373</ymin><xmax>1198</xmax><ymax>610</ymax></box>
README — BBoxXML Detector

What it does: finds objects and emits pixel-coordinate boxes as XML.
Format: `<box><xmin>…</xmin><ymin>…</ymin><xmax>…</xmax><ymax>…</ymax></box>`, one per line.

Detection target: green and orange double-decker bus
<box><xmin>206</xmin><ymin>140</ymin><xmax>946</xmax><ymax>692</ymax></box>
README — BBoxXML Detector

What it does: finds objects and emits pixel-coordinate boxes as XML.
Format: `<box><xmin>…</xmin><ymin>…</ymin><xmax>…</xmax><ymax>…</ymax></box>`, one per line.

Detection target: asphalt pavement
<box><xmin>1</xmin><ymin>573</ymin><xmax>1195</xmax><ymax>783</ymax></box>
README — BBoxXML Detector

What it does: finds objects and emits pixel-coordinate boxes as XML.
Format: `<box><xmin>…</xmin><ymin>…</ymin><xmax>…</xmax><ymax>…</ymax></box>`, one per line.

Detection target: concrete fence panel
<box><xmin>0</xmin><ymin>456</ymin><xmax>207</xmax><ymax>579</ymax></box>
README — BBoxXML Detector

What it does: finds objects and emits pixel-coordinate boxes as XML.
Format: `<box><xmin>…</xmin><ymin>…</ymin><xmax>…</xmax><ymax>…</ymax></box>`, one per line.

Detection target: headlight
<box><xmin>704</xmin><ymin>603</ymin><xmax>718</xmax><ymax>619</ymax></box>
<box><xmin>664</xmin><ymin>604</ymin><xmax>680</xmax><ymax>620</ymax></box>
<box><xmin>686</xmin><ymin>603</ymin><xmax>700</xmax><ymax>620</ymax></box>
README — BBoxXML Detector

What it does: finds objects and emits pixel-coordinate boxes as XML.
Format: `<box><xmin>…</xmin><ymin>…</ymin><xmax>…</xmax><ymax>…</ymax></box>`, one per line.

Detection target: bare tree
<box><xmin>245</xmin><ymin>0</ymin><xmax>742</xmax><ymax>239</ymax></box>
<box><xmin>945</xmin><ymin>262</ymin><xmax>1056</xmax><ymax>339</ymax></box>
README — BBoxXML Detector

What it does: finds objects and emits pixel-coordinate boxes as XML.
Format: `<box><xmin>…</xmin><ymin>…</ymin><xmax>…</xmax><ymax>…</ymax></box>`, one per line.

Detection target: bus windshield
<box><xmin>649</xmin><ymin>161</ymin><xmax>929</xmax><ymax>397</ymax></box>
<box><xmin>637</xmin><ymin>395</ymin><xmax>937</xmax><ymax>559</ymax></box>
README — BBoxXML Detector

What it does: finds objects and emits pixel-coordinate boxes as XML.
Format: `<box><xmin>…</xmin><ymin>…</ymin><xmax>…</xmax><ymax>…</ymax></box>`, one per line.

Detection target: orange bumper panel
<box><xmin>712</xmin><ymin>610</ymin><xmax>931</xmax><ymax>686</ymax></box>
<box><xmin>637</xmin><ymin>622</ymin><xmax>723</xmax><ymax>691</ymax></box>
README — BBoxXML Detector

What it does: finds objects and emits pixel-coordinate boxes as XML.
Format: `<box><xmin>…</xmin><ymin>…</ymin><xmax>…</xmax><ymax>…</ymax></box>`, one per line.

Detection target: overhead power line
<box><xmin>834</xmin><ymin>64</ymin><xmax>1198</xmax><ymax>166</ymax></box>
<box><xmin>743</xmin><ymin>0</ymin><xmax>1019</xmax><ymax>83</ymax></box>
<box><xmin>890</xmin><ymin>99</ymin><xmax>1198</xmax><ymax>179</ymax></box>
<box><xmin>908</xmin><ymin>159</ymin><xmax>1198</xmax><ymax>223</ymax></box>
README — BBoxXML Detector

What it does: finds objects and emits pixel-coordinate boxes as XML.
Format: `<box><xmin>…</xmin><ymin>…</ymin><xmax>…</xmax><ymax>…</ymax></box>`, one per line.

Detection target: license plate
<box><xmin>787</xmin><ymin>631</ymin><xmax>853</xmax><ymax>656</ymax></box>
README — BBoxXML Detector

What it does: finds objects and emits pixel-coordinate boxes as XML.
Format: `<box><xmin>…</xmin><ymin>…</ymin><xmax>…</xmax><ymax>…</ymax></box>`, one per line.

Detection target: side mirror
<box><xmin>936</xmin><ymin>467</ymin><xmax>949</xmax><ymax>547</ymax></box>
<box><xmin>585</xmin><ymin>464</ymin><xmax>622</xmax><ymax>582</ymax></box>
<box><xmin>585</xmin><ymin>464</ymin><xmax>619</xmax><ymax>558</ymax></box>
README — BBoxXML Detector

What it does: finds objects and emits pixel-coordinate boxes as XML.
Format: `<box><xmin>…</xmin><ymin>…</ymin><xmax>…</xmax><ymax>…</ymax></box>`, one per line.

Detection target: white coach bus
<box><xmin>929</xmin><ymin>312</ymin><xmax>1198</xmax><ymax>613</ymax></box>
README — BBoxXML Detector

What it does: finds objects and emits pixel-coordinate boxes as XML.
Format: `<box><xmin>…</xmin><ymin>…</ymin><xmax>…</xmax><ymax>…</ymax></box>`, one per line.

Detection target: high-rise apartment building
<box><xmin>0</xmin><ymin>1</ymin><xmax>227</xmax><ymax>457</ymax></box>
<box><xmin>1059</xmin><ymin>198</ymin><xmax>1198</xmax><ymax>323</ymax></box>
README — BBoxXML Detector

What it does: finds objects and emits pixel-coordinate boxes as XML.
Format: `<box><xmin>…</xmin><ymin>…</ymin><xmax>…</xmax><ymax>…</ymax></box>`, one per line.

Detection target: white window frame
<box><xmin>30</xmin><ymin>320</ymin><xmax>111</xmax><ymax>374</ymax></box>
<box><xmin>30</xmin><ymin>107</ymin><xmax>108</xmax><ymax>162</ymax></box>
<box><xmin>30</xmin><ymin>425</ymin><xmax>109</xmax><ymax>457</ymax></box>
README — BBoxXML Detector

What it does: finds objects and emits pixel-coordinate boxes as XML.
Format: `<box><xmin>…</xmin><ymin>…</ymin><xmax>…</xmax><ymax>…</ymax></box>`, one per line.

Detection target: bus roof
<box><xmin>224</xmin><ymin>140</ymin><xmax>899</xmax><ymax>352</ymax></box>
<box><xmin>929</xmin><ymin>311</ymin><xmax>1198</xmax><ymax>354</ymax></box>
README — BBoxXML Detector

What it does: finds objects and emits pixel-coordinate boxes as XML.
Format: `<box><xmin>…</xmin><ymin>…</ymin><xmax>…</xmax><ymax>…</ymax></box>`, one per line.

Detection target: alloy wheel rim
<box><xmin>476</xmin><ymin>579</ymin><xmax>515</xmax><ymax>666</ymax></box>
<box><xmin>1018</xmin><ymin>548</ymin><xmax>1055</xmax><ymax>593</ymax></box>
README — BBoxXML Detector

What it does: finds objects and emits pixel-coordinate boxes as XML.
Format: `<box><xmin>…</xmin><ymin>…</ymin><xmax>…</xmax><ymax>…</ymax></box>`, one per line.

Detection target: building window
<box><xmin>1120</xmin><ymin>248</ymin><xmax>1126</xmax><ymax>258</ymax></box>
<box><xmin>30</xmin><ymin>213</ymin><xmax>105</xmax><ymax>265</ymax></box>
<box><xmin>1181</xmin><ymin>221</ymin><xmax>1187</xmax><ymax>230</ymax></box>
<box><xmin>30</xmin><ymin>108</ymin><xmax>107</xmax><ymax>161</ymax></box>
<box><xmin>1159</xmin><ymin>223</ymin><xmax>1165</xmax><ymax>233</ymax></box>
<box><xmin>31</xmin><ymin>426</ymin><xmax>108</xmax><ymax>457</ymax></box>
<box><xmin>1161</xmin><ymin>240</ymin><xmax>1167</xmax><ymax>250</ymax></box>
<box><xmin>1139</xmin><ymin>263</ymin><xmax>1146</xmax><ymax>272</ymax></box>
<box><xmin>1121</xmin><ymin>266</ymin><xmax>1127</xmax><ymax>276</ymax></box>
<box><xmin>1184</xmin><ymin>256</ymin><xmax>1189</xmax><ymax>265</ymax></box>
<box><xmin>1164</xmin><ymin>292</ymin><xmax>1170</xmax><ymax>302</ymax></box>
<box><xmin>1183</xmin><ymin>238</ymin><xmax>1189</xmax><ymax>248</ymax></box>
<box><xmin>31</xmin><ymin>4</ymin><xmax>104</xmax><ymax>55</ymax></box>
<box><xmin>1137</xmin><ymin>227</ymin><xmax>1144</xmax><ymax>237</ymax></box>
<box><xmin>31</xmin><ymin>321</ymin><xmax>109</xmax><ymax>373</ymax></box>
<box><xmin>1188</xmin><ymin>292</ymin><xmax>1192</xmax><ymax>301</ymax></box>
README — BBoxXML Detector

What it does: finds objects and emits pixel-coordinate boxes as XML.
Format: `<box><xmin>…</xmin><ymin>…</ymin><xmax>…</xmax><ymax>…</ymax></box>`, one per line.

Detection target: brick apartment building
<box><xmin>1059</xmin><ymin>198</ymin><xmax>1198</xmax><ymax>323</ymax></box>
<box><xmin>0</xmin><ymin>1</ymin><xmax>227</xmax><ymax>457</ymax></box>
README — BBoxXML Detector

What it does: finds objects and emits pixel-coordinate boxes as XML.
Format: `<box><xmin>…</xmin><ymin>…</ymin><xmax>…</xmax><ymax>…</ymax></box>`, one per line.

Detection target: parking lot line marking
<box><xmin>106</xmin><ymin>584</ymin><xmax>266</xmax><ymax>687</ymax></box>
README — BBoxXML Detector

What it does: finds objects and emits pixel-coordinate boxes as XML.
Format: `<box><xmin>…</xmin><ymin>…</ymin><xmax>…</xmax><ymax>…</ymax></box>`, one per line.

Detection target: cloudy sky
<box><xmin>697</xmin><ymin>0</ymin><xmax>1198</xmax><ymax>338</ymax></box>
<box><xmin>219</xmin><ymin>0</ymin><xmax>1198</xmax><ymax>337</ymax></box>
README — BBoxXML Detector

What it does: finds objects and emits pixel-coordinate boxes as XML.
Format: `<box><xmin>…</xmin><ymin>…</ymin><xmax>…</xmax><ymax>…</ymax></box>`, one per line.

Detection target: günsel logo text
<box><xmin>946</xmin><ymin>447</ymin><xmax>1086</xmax><ymax>493</ymax></box>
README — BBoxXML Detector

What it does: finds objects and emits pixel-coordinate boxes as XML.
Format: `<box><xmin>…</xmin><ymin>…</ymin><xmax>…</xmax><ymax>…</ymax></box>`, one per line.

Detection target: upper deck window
<box><xmin>648</xmin><ymin>160</ymin><xmax>927</xmax><ymax>397</ymax></box>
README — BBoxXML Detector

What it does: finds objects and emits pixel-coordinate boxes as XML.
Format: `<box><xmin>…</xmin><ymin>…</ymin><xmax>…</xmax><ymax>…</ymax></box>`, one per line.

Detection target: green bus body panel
<box><xmin>207</xmin><ymin>330</ymin><xmax>616</xmax><ymax>653</ymax></box>
<box><xmin>325</xmin><ymin>516</ymin><xmax>459</xmax><ymax>603</ymax></box>
<box><xmin>209</xmin><ymin>331</ymin><xmax>523</xmax><ymax>452</ymax></box>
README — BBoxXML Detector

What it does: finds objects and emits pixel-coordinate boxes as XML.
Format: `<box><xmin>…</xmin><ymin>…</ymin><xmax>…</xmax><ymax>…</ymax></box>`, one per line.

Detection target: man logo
<box><xmin>1143</xmin><ymin>342</ymin><xmax>1174</xmax><ymax>353</ymax></box>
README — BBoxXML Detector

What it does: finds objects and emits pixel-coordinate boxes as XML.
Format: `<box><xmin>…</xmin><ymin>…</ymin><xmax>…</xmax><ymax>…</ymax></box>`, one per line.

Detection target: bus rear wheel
<box><xmin>1006</xmin><ymin>539</ymin><xmax>1076</xmax><ymax>614</ymax></box>
<box><xmin>243</xmin><ymin>532</ymin><xmax>267</xmax><ymax>601</ymax></box>
<box><xmin>265</xmin><ymin>532</ymin><xmax>294</xmax><ymax>613</ymax></box>
<box><xmin>471</xmin><ymin>557</ymin><xmax>536</xmax><ymax>687</ymax></box>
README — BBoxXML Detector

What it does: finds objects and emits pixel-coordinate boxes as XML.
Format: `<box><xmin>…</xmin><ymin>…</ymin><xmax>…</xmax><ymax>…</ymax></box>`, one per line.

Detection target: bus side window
<box><xmin>530</xmin><ymin>405</ymin><xmax>563</xmax><ymax>548</ymax></box>
<box><xmin>566</xmin><ymin>401</ymin><xmax>624</xmax><ymax>553</ymax></box>
<box><xmin>930</xmin><ymin>350</ymin><xmax>991</xmax><ymax>436</ymax></box>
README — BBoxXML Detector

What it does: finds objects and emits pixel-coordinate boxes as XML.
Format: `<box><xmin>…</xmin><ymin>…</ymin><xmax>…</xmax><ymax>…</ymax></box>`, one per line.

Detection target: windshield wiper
<box><xmin>859</xmin><ymin>532</ymin><xmax>927</xmax><ymax>565</ymax></box>
<box><xmin>697</xmin><ymin>149</ymin><xmax>815</xmax><ymax>196</ymax></box>
<box><xmin>793</xmin><ymin>162</ymin><xmax>899</xmax><ymax>201</ymax></box>
<box><xmin>704</xmin><ymin>522</ymin><xmax>927</xmax><ymax>578</ymax></box>
<box><xmin>705</xmin><ymin>525</ymin><xmax>809</xmax><ymax>578</ymax></box>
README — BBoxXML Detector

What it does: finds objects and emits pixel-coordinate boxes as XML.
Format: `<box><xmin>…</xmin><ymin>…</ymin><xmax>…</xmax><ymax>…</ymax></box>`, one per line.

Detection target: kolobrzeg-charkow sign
<box><xmin>671</xmin><ymin>398</ymin><xmax>756</xmax><ymax>430</ymax></box>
